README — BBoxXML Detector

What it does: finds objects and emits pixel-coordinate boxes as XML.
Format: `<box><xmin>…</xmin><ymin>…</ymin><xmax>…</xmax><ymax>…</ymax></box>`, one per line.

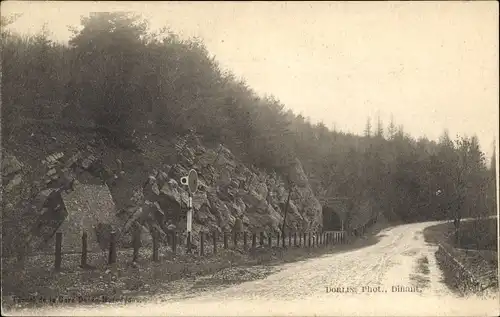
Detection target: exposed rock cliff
<box><xmin>2</xmin><ymin>138</ymin><xmax>323</xmax><ymax>256</ymax></box>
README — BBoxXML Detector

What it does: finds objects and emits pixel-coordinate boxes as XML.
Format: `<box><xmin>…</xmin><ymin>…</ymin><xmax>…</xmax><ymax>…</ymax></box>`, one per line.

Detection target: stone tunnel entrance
<box><xmin>323</xmin><ymin>206</ymin><xmax>342</xmax><ymax>231</ymax></box>
<box><xmin>321</xmin><ymin>198</ymin><xmax>351</xmax><ymax>231</ymax></box>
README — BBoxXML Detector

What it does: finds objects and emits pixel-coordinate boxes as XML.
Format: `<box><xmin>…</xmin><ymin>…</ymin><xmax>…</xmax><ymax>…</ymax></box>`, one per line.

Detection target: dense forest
<box><xmin>1</xmin><ymin>12</ymin><xmax>496</xmax><ymax>228</ymax></box>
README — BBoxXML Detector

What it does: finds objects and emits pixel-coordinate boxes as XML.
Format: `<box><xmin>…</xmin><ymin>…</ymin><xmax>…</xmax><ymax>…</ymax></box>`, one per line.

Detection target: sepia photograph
<box><xmin>1</xmin><ymin>1</ymin><xmax>499</xmax><ymax>316</ymax></box>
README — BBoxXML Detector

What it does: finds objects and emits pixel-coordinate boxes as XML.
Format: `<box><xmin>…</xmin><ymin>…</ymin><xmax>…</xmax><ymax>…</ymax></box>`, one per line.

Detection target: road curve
<box><xmin>7</xmin><ymin>221</ymin><xmax>499</xmax><ymax>316</ymax></box>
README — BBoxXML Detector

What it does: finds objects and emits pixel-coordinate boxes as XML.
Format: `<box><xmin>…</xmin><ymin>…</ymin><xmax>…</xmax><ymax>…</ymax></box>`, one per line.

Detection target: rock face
<box><xmin>2</xmin><ymin>147</ymin><xmax>125</xmax><ymax>257</ymax></box>
<box><xmin>4</xmin><ymin>136</ymin><xmax>324</xmax><ymax>256</ymax></box>
<box><xmin>125</xmin><ymin>142</ymin><xmax>323</xmax><ymax>246</ymax></box>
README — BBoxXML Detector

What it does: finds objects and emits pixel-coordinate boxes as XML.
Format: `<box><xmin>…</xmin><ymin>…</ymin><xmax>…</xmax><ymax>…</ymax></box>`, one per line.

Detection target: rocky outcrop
<box><xmin>5</xmin><ymin>135</ymin><xmax>324</xmax><ymax>256</ymax></box>
<box><xmin>3</xmin><ymin>147</ymin><xmax>125</xmax><ymax>257</ymax></box>
<box><xmin>122</xmin><ymin>142</ymin><xmax>323</xmax><ymax>247</ymax></box>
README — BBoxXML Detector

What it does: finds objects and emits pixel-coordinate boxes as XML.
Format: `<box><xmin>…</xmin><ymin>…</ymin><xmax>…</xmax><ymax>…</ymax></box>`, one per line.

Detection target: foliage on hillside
<box><xmin>1</xmin><ymin>11</ymin><xmax>496</xmax><ymax>229</ymax></box>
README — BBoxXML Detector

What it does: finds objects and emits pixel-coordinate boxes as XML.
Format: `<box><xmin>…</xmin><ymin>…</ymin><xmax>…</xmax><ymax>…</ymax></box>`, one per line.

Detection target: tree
<box><xmin>387</xmin><ymin>115</ymin><xmax>396</xmax><ymax>140</ymax></box>
<box><xmin>375</xmin><ymin>114</ymin><xmax>384</xmax><ymax>139</ymax></box>
<box><xmin>68</xmin><ymin>12</ymin><xmax>150</xmax><ymax>144</ymax></box>
<box><xmin>364</xmin><ymin>117</ymin><xmax>372</xmax><ymax>138</ymax></box>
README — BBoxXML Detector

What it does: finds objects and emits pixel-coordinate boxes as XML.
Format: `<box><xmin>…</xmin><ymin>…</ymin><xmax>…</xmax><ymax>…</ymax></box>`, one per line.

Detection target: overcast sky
<box><xmin>2</xmin><ymin>1</ymin><xmax>499</xmax><ymax>159</ymax></box>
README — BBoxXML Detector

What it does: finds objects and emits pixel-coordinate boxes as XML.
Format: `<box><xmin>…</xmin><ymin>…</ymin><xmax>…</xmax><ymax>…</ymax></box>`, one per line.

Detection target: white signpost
<box><xmin>180</xmin><ymin>169</ymin><xmax>198</xmax><ymax>252</ymax></box>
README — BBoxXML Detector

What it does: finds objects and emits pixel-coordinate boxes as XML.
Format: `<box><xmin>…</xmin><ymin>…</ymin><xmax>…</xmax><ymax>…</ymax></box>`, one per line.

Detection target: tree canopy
<box><xmin>2</xmin><ymin>12</ymin><xmax>495</xmax><ymax>223</ymax></box>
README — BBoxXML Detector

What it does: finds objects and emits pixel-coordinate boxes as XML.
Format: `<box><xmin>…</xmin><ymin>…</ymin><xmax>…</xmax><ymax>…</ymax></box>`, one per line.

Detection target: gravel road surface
<box><xmin>6</xmin><ymin>221</ymin><xmax>499</xmax><ymax>316</ymax></box>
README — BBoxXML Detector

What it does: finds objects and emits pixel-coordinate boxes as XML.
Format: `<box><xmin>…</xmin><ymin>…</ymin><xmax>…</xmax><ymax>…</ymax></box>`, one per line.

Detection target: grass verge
<box><xmin>423</xmin><ymin>221</ymin><xmax>498</xmax><ymax>297</ymax></box>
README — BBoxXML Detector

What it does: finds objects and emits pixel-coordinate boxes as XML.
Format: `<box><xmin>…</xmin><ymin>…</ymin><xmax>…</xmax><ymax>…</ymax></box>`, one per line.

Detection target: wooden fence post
<box><xmin>213</xmin><ymin>232</ymin><xmax>217</xmax><ymax>254</ymax></box>
<box><xmin>223</xmin><ymin>232</ymin><xmax>228</xmax><ymax>249</ymax></box>
<box><xmin>243</xmin><ymin>232</ymin><xmax>248</xmax><ymax>250</ymax></box>
<box><xmin>132</xmin><ymin>226</ymin><xmax>140</xmax><ymax>262</ymax></box>
<box><xmin>108</xmin><ymin>231</ymin><xmax>116</xmax><ymax>265</ymax></box>
<box><xmin>252</xmin><ymin>233</ymin><xmax>257</xmax><ymax>250</ymax></box>
<box><xmin>187</xmin><ymin>231</ymin><xmax>192</xmax><ymax>254</ymax></box>
<box><xmin>152</xmin><ymin>229</ymin><xmax>159</xmax><ymax>262</ymax></box>
<box><xmin>233</xmin><ymin>231</ymin><xmax>238</xmax><ymax>248</ymax></box>
<box><xmin>55</xmin><ymin>232</ymin><xmax>62</xmax><ymax>271</ymax></box>
<box><xmin>172</xmin><ymin>231</ymin><xmax>177</xmax><ymax>255</ymax></box>
<box><xmin>200</xmin><ymin>232</ymin><xmax>205</xmax><ymax>256</ymax></box>
<box><xmin>81</xmin><ymin>231</ymin><xmax>87</xmax><ymax>268</ymax></box>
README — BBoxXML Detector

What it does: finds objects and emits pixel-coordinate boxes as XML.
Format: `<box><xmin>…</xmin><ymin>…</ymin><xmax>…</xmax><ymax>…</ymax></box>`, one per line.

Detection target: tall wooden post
<box><xmin>233</xmin><ymin>231</ymin><xmax>238</xmax><ymax>248</ymax></box>
<box><xmin>186</xmin><ymin>231</ymin><xmax>192</xmax><ymax>254</ymax></box>
<box><xmin>81</xmin><ymin>231</ymin><xmax>87</xmax><ymax>268</ymax></box>
<box><xmin>108</xmin><ymin>231</ymin><xmax>116</xmax><ymax>265</ymax></box>
<box><xmin>132</xmin><ymin>225</ymin><xmax>140</xmax><ymax>262</ymax></box>
<box><xmin>213</xmin><ymin>232</ymin><xmax>217</xmax><ymax>254</ymax></box>
<box><xmin>55</xmin><ymin>232</ymin><xmax>62</xmax><ymax>271</ymax></box>
<box><xmin>172</xmin><ymin>231</ymin><xmax>177</xmax><ymax>255</ymax></box>
<box><xmin>152</xmin><ymin>229</ymin><xmax>159</xmax><ymax>262</ymax></box>
<box><xmin>200</xmin><ymin>232</ymin><xmax>205</xmax><ymax>256</ymax></box>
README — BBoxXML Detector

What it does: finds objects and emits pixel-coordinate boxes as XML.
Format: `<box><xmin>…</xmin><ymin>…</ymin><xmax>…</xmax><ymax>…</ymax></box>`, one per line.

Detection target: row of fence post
<box><xmin>53</xmin><ymin>229</ymin><xmax>351</xmax><ymax>271</ymax></box>
<box><xmin>53</xmin><ymin>216</ymin><xmax>383</xmax><ymax>271</ymax></box>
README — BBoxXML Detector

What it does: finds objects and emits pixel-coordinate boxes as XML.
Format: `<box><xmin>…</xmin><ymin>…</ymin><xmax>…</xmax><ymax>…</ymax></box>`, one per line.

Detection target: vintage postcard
<box><xmin>1</xmin><ymin>1</ymin><xmax>499</xmax><ymax>316</ymax></box>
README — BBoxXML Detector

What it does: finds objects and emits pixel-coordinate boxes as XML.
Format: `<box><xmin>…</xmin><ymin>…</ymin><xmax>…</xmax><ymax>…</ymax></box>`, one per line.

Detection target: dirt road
<box><xmin>6</xmin><ymin>221</ymin><xmax>499</xmax><ymax>316</ymax></box>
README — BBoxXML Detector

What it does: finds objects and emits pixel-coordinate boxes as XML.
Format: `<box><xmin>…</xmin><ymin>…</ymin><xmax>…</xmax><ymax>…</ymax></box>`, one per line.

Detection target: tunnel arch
<box><xmin>322</xmin><ymin>206</ymin><xmax>343</xmax><ymax>231</ymax></box>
